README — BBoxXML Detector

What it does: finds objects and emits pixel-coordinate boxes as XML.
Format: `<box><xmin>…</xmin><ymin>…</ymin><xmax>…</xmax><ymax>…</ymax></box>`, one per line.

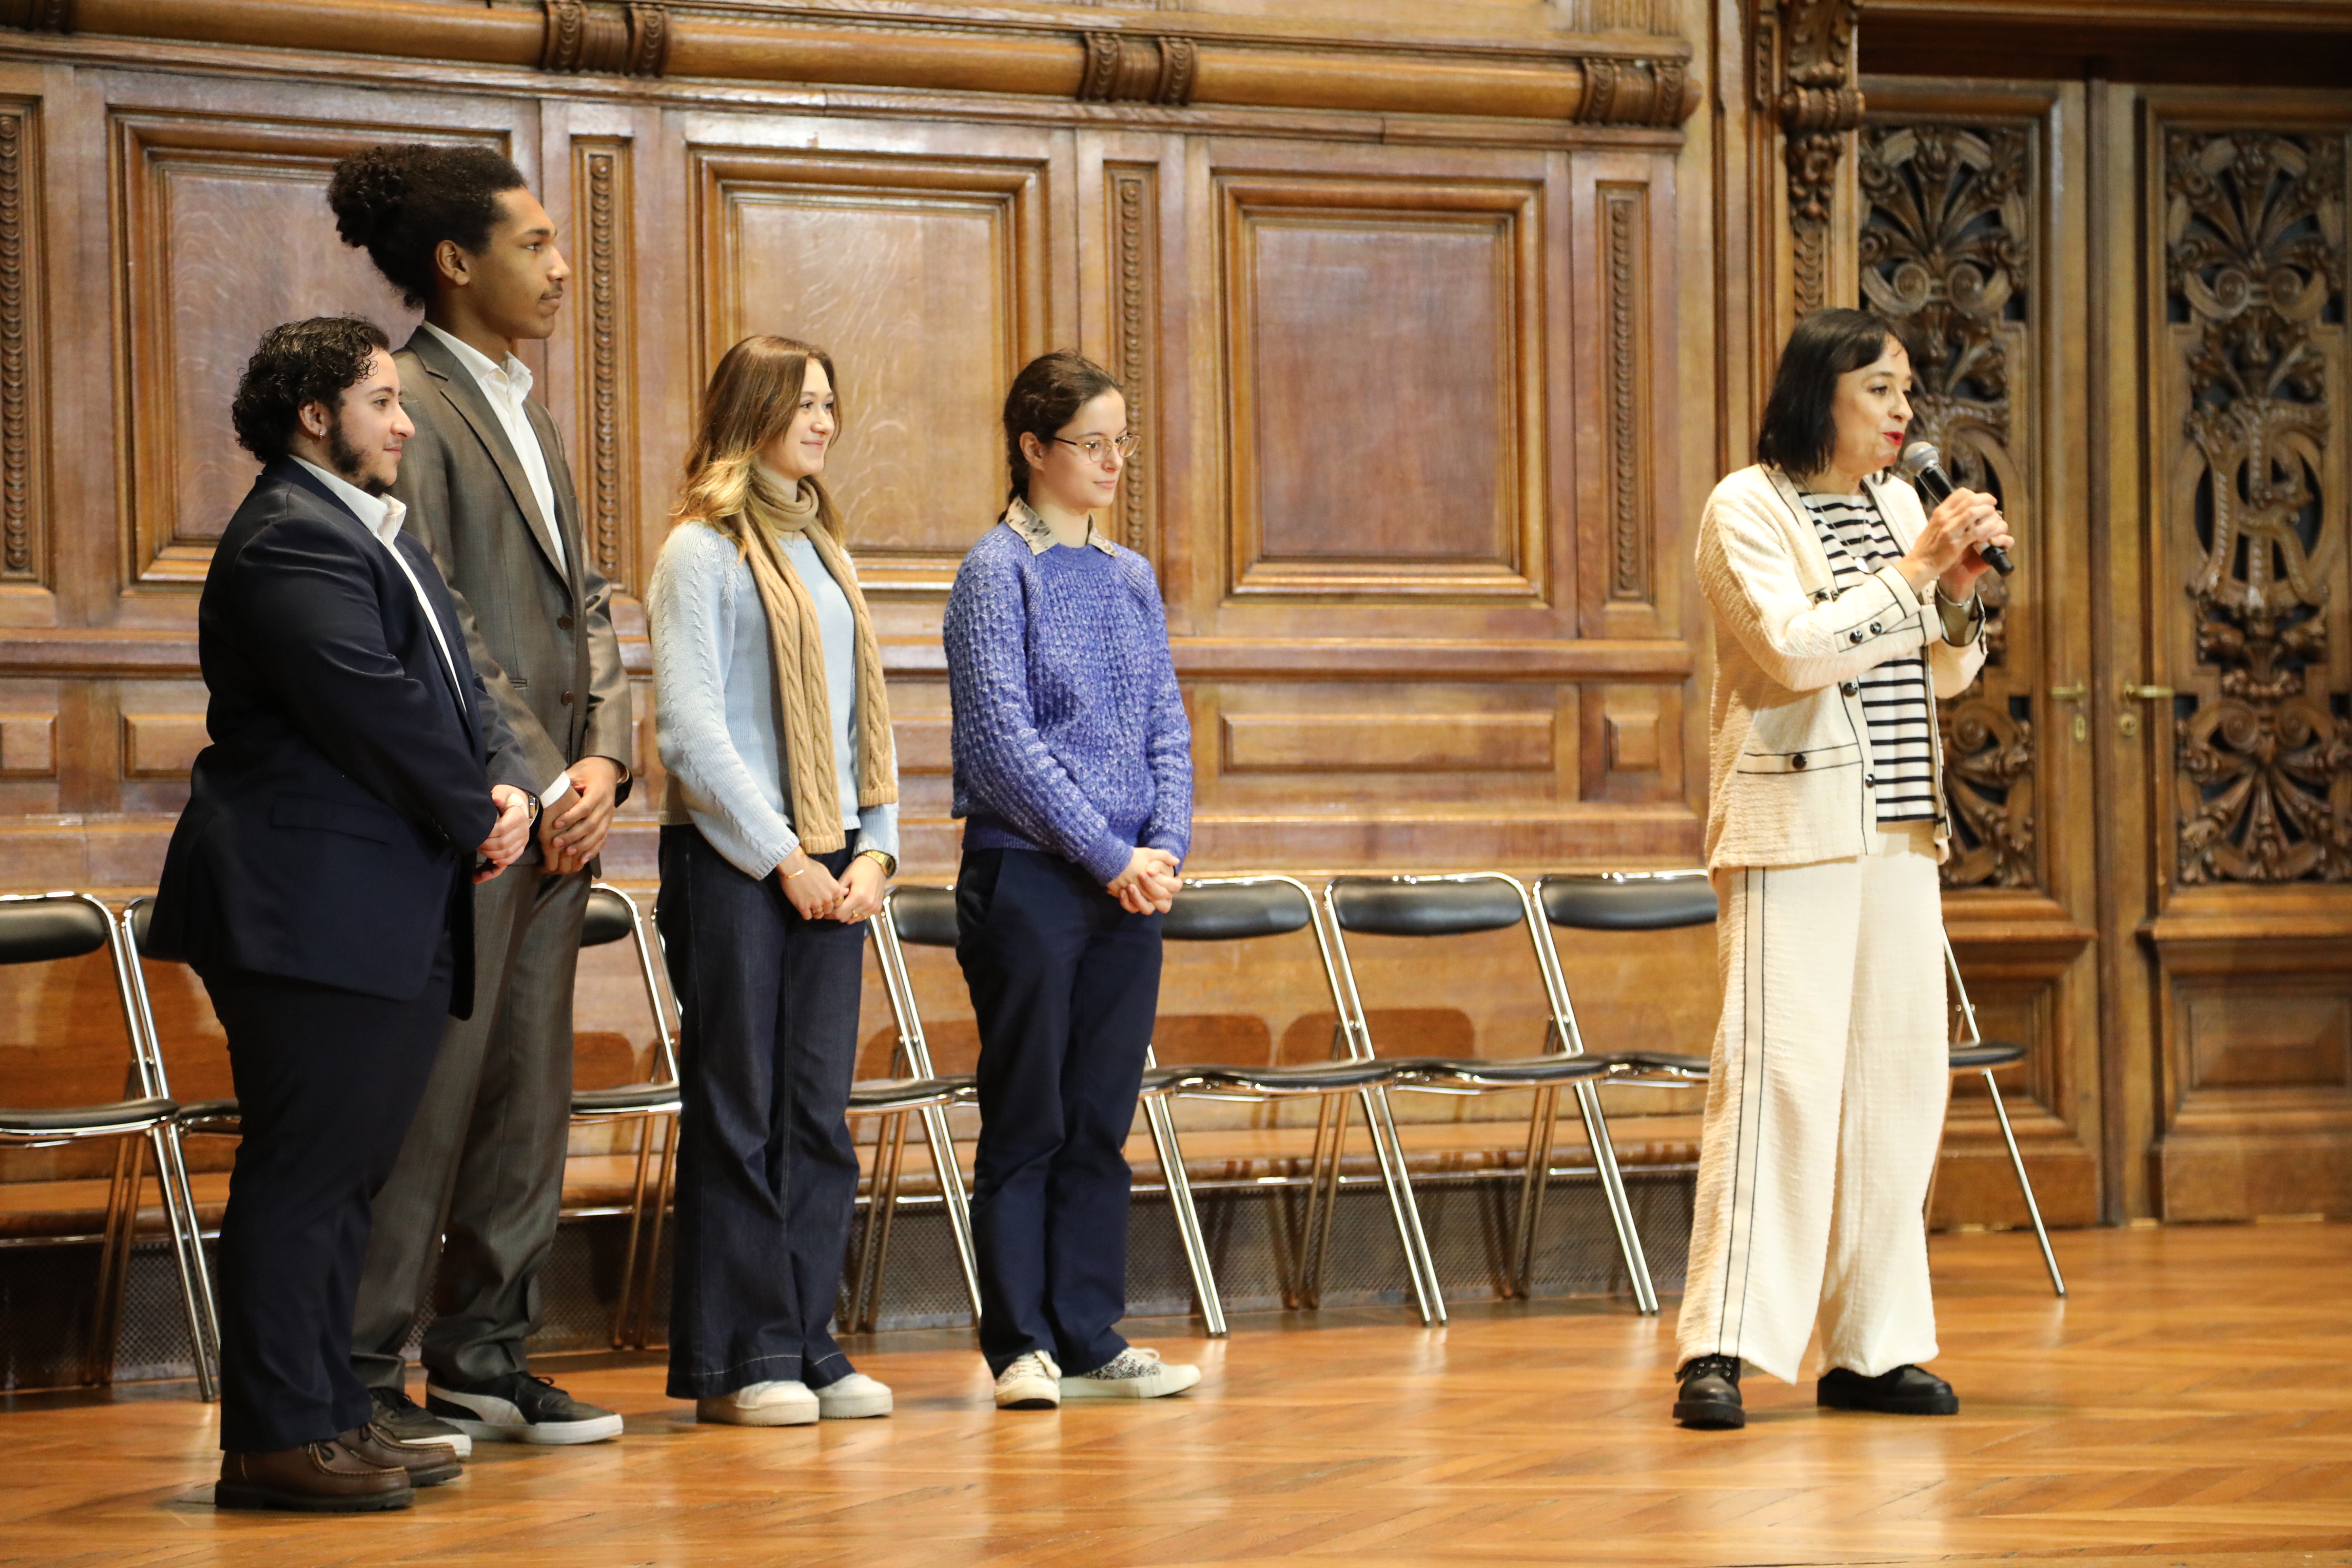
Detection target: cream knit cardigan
<box><xmin>1697</xmin><ymin>464</ymin><xmax>1987</xmax><ymax>870</ymax></box>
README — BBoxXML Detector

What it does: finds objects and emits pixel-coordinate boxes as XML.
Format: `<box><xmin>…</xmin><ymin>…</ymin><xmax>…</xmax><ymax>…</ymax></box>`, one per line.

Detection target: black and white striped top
<box><xmin>1802</xmin><ymin>492</ymin><xmax>1939</xmax><ymax>825</ymax></box>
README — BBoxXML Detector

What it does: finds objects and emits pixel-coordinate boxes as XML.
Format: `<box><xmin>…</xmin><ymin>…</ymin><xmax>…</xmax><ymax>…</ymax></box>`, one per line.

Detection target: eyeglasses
<box><xmin>1049</xmin><ymin>432</ymin><xmax>1139</xmax><ymax>465</ymax></box>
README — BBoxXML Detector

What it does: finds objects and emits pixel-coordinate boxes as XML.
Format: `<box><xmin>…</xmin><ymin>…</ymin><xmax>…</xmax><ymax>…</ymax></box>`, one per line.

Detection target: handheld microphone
<box><xmin>1896</xmin><ymin>442</ymin><xmax>2014</xmax><ymax>577</ymax></box>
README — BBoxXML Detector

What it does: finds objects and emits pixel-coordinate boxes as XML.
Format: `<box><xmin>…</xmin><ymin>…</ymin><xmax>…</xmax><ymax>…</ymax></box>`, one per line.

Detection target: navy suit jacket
<box><xmin>149</xmin><ymin>458</ymin><xmax>515</xmax><ymax>1016</ymax></box>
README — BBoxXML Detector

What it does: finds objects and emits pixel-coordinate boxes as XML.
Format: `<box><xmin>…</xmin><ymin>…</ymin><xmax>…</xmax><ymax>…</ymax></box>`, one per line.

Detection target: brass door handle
<box><xmin>2123</xmin><ymin>683</ymin><xmax>2175</xmax><ymax>701</ymax></box>
<box><xmin>2049</xmin><ymin>684</ymin><xmax>2087</xmax><ymax>701</ymax></box>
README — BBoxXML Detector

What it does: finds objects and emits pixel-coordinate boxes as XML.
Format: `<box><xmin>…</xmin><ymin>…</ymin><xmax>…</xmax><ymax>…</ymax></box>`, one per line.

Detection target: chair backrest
<box><xmin>1326</xmin><ymin>875</ymin><xmax>1526</xmax><ymax>938</ymax></box>
<box><xmin>580</xmin><ymin>884</ymin><xmax>639</xmax><ymax>948</ymax></box>
<box><xmin>1162</xmin><ymin>877</ymin><xmax>1315</xmax><ymax>943</ymax></box>
<box><xmin>888</xmin><ymin>885</ymin><xmax>958</xmax><ymax>948</ymax></box>
<box><xmin>1536</xmin><ymin>870</ymin><xmax>1716</xmax><ymax>932</ymax></box>
<box><xmin>0</xmin><ymin>891</ymin><xmax>114</xmax><ymax>966</ymax></box>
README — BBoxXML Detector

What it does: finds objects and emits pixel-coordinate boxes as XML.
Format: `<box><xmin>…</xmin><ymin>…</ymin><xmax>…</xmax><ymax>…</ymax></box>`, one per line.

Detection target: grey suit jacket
<box><xmin>390</xmin><ymin>328</ymin><xmax>632</xmax><ymax>803</ymax></box>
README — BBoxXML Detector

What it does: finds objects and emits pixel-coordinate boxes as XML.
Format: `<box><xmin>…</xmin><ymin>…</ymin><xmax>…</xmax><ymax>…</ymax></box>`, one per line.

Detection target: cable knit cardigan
<box><xmin>1698</xmin><ymin>464</ymin><xmax>1986</xmax><ymax>870</ymax></box>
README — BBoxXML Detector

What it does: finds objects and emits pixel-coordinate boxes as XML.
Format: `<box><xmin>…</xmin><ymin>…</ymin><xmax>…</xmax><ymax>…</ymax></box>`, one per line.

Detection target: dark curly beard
<box><xmin>324</xmin><ymin>412</ymin><xmax>391</xmax><ymax>497</ymax></box>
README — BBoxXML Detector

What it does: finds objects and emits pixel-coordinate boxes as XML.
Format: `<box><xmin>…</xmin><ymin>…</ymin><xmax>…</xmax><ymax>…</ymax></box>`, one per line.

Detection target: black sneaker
<box><xmin>370</xmin><ymin>1383</ymin><xmax>473</xmax><ymax>1458</ymax></box>
<box><xmin>1673</xmin><ymin>1354</ymin><xmax>1745</xmax><ymax>1429</ymax></box>
<box><xmin>427</xmin><ymin>1372</ymin><xmax>623</xmax><ymax>1446</ymax></box>
<box><xmin>1817</xmin><ymin>1364</ymin><xmax>1958</xmax><ymax>1415</ymax></box>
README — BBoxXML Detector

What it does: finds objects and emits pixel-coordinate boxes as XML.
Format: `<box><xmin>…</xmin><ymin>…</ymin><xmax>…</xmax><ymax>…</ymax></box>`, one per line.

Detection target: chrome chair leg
<box><xmin>1363</xmin><ymin>1084</ymin><xmax>1446</xmax><ymax>1326</ymax></box>
<box><xmin>1569</xmin><ymin>1077</ymin><xmax>1658</xmax><ymax>1314</ymax></box>
<box><xmin>151</xmin><ymin>1124</ymin><xmax>218</xmax><ymax>1399</ymax></box>
<box><xmin>1508</xmin><ymin>1084</ymin><xmax>1560</xmax><ymax>1299</ymax></box>
<box><xmin>613</xmin><ymin>1111</ymin><xmax>658</xmax><ymax>1349</ymax></box>
<box><xmin>916</xmin><ymin>1102</ymin><xmax>982</xmax><ymax>1321</ymax></box>
<box><xmin>1300</xmin><ymin>1092</ymin><xmax>1349</xmax><ymax>1308</ymax></box>
<box><xmin>1142</xmin><ymin>1083</ymin><xmax>1227</xmax><ymax>1338</ymax></box>
<box><xmin>1984</xmin><ymin>1069</ymin><xmax>2066</xmax><ymax>1298</ymax></box>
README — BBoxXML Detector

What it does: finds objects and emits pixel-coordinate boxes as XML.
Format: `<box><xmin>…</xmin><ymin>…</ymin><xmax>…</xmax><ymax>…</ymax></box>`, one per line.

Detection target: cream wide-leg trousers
<box><xmin>1674</xmin><ymin>822</ymin><xmax>1949</xmax><ymax>1386</ymax></box>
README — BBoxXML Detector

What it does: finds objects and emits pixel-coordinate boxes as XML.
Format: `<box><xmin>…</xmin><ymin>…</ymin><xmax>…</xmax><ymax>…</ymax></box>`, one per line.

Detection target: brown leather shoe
<box><xmin>216</xmin><ymin>1439</ymin><xmax>414</xmax><ymax>1512</ymax></box>
<box><xmin>341</xmin><ymin>1422</ymin><xmax>463</xmax><ymax>1486</ymax></box>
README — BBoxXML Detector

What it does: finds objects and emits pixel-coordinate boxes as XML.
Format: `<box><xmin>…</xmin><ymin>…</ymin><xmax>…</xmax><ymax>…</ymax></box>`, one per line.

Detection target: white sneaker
<box><xmin>814</xmin><ymin>1371</ymin><xmax>893</xmax><ymax>1419</ymax></box>
<box><xmin>695</xmin><ymin>1380</ymin><xmax>819</xmax><ymax>1426</ymax></box>
<box><xmin>993</xmin><ymin>1350</ymin><xmax>1062</xmax><ymax>1409</ymax></box>
<box><xmin>1060</xmin><ymin>1347</ymin><xmax>1201</xmax><ymax>1399</ymax></box>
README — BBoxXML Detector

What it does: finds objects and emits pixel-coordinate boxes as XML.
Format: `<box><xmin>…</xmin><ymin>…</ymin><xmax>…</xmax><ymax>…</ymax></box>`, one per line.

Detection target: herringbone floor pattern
<box><xmin>6</xmin><ymin>1222</ymin><xmax>2349</xmax><ymax>1566</ymax></box>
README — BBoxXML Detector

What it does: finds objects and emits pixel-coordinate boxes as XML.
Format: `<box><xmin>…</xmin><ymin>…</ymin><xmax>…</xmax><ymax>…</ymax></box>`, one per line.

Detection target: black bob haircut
<box><xmin>230</xmin><ymin>316</ymin><xmax>391</xmax><ymax>463</ymax></box>
<box><xmin>1755</xmin><ymin>308</ymin><xmax>1913</xmax><ymax>477</ymax></box>
<box><xmin>327</xmin><ymin>143</ymin><xmax>528</xmax><ymax>310</ymax></box>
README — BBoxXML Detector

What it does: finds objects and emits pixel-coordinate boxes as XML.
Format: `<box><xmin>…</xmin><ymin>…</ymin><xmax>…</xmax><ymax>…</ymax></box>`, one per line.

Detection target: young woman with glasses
<box><xmin>943</xmin><ymin>350</ymin><xmax>1198</xmax><ymax>1410</ymax></box>
<box><xmin>648</xmin><ymin>334</ymin><xmax>900</xmax><ymax>1429</ymax></box>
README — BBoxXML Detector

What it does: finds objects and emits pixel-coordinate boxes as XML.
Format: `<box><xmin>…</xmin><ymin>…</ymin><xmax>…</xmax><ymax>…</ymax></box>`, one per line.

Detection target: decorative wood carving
<box><xmin>1769</xmin><ymin>0</ymin><xmax>1863</xmax><ymax>317</ymax></box>
<box><xmin>1601</xmin><ymin>183</ymin><xmax>1650</xmax><ymax>605</ymax></box>
<box><xmin>1860</xmin><ymin>122</ymin><xmax>2037</xmax><ymax>888</ymax></box>
<box><xmin>1077</xmin><ymin>32</ymin><xmax>1196</xmax><ymax>106</ymax></box>
<box><xmin>542</xmin><ymin>0</ymin><xmax>668</xmax><ymax>77</ymax></box>
<box><xmin>0</xmin><ymin>0</ymin><xmax>73</xmax><ymax>32</ymax></box>
<box><xmin>0</xmin><ymin>105</ymin><xmax>36</xmax><ymax>584</ymax></box>
<box><xmin>2166</xmin><ymin>130</ymin><xmax>2351</xmax><ymax>885</ymax></box>
<box><xmin>1219</xmin><ymin>173</ymin><xmax>1545</xmax><ymax>602</ymax></box>
<box><xmin>1108</xmin><ymin>163</ymin><xmax>1156</xmax><ymax>557</ymax></box>
<box><xmin>1574</xmin><ymin>58</ymin><xmax>1691</xmax><ymax>128</ymax></box>
<box><xmin>572</xmin><ymin>137</ymin><xmax>634</xmax><ymax>591</ymax></box>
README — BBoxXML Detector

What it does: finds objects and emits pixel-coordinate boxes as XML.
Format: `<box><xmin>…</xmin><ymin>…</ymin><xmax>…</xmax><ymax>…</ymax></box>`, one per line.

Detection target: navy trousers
<box><xmin>204</xmin><ymin>954</ymin><xmax>450</xmax><ymax>1453</ymax></box>
<box><xmin>956</xmin><ymin>848</ymin><xmax>1163</xmax><ymax>1376</ymax></box>
<box><xmin>656</xmin><ymin>825</ymin><xmax>864</xmax><ymax>1398</ymax></box>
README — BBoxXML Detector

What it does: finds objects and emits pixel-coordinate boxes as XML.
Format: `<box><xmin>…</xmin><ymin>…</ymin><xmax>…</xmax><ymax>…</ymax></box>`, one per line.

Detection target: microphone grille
<box><xmin>1896</xmin><ymin>442</ymin><xmax>1941</xmax><ymax>480</ymax></box>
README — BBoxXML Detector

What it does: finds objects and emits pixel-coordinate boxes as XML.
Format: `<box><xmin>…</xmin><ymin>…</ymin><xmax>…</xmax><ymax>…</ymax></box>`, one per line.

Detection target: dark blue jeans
<box><xmin>956</xmin><ymin>848</ymin><xmax>1163</xmax><ymax>1376</ymax></box>
<box><xmin>656</xmin><ymin>825</ymin><xmax>864</xmax><ymax>1398</ymax></box>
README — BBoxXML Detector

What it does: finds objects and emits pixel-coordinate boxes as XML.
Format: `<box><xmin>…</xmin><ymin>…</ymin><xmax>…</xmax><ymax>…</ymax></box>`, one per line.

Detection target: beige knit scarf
<box><xmin>726</xmin><ymin>470</ymin><xmax>897</xmax><ymax>853</ymax></box>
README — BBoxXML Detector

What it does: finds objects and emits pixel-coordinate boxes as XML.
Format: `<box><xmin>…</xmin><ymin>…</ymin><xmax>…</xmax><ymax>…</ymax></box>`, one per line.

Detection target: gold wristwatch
<box><xmin>858</xmin><ymin>847</ymin><xmax>898</xmax><ymax>878</ymax></box>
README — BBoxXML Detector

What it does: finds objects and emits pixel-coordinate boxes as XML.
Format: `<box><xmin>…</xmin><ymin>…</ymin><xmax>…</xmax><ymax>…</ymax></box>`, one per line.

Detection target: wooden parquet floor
<box><xmin>7</xmin><ymin>1222</ymin><xmax>2351</xmax><ymax>1567</ymax></box>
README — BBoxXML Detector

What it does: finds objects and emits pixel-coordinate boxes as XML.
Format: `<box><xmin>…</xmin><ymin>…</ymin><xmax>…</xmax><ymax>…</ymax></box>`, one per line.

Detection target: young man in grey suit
<box><xmin>329</xmin><ymin>144</ymin><xmax>633</xmax><ymax>1448</ymax></box>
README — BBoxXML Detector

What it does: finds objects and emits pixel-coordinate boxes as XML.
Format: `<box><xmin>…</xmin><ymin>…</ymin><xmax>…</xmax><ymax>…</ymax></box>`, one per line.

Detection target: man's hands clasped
<box><xmin>476</xmin><ymin>784</ymin><xmax>534</xmax><ymax>883</ymax></box>
<box><xmin>1108</xmin><ymin>846</ymin><xmax>1181</xmax><ymax>915</ymax></box>
<box><xmin>541</xmin><ymin>755</ymin><xmax>625</xmax><ymax>876</ymax></box>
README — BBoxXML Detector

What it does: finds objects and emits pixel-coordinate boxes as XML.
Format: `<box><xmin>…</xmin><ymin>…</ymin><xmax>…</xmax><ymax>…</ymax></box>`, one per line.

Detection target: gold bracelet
<box><xmin>782</xmin><ymin>865</ymin><xmax>807</xmax><ymax>879</ymax></box>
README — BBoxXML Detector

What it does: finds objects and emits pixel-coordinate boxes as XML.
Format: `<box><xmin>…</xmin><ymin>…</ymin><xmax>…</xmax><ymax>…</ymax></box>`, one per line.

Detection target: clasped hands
<box><xmin>777</xmin><ymin>847</ymin><xmax>889</xmax><ymax>924</ymax></box>
<box><xmin>1108</xmin><ymin>846</ymin><xmax>1181</xmax><ymax>915</ymax></box>
<box><xmin>475</xmin><ymin>784</ymin><xmax>534</xmax><ymax>883</ymax></box>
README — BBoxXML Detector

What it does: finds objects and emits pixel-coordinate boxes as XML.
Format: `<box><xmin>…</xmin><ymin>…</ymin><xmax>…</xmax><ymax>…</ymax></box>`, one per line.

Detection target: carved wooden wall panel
<box><xmin>111</xmin><ymin>114</ymin><xmax>496</xmax><ymax>586</ymax></box>
<box><xmin>693</xmin><ymin>142</ymin><xmax>1054</xmax><ymax>595</ymax></box>
<box><xmin>0</xmin><ymin>100</ymin><xmax>40</xmax><ymax>591</ymax></box>
<box><xmin>570</xmin><ymin>134</ymin><xmax>636</xmax><ymax>596</ymax></box>
<box><xmin>1218</xmin><ymin>173</ymin><xmax>1543</xmax><ymax>603</ymax></box>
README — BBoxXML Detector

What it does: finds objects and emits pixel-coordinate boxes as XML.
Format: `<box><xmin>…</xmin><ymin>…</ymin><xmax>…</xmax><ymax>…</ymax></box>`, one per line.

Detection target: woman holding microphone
<box><xmin>1674</xmin><ymin>308</ymin><xmax>2011</xmax><ymax>1430</ymax></box>
<box><xmin>944</xmin><ymin>350</ymin><xmax>1196</xmax><ymax>1411</ymax></box>
<box><xmin>649</xmin><ymin>335</ymin><xmax>899</xmax><ymax>1427</ymax></box>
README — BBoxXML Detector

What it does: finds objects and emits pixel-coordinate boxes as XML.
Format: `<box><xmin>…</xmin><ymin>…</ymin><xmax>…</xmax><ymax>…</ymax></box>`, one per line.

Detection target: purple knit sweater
<box><xmin>943</xmin><ymin>521</ymin><xmax>1192</xmax><ymax>885</ymax></box>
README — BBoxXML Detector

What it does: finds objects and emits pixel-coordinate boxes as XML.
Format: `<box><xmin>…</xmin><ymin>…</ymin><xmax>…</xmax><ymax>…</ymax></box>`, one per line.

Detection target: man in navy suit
<box><xmin>148</xmin><ymin>316</ymin><xmax>535</xmax><ymax>1512</ymax></box>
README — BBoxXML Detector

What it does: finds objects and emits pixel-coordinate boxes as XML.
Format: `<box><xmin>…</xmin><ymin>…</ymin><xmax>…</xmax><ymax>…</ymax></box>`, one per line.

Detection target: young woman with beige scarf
<box><xmin>649</xmin><ymin>335</ymin><xmax>900</xmax><ymax>1428</ymax></box>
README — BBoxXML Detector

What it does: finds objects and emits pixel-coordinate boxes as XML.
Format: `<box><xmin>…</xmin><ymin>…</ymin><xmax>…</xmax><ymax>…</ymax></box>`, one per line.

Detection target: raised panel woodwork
<box><xmin>570</xmin><ymin>135</ymin><xmax>638</xmax><ymax>597</ymax></box>
<box><xmin>2184</xmin><ymin>986</ymin><xmax>2352</xmax><ymax>1091</ymax></box>
<box><xmin>1218</xmin><ymin>173</ymin><xmax>1544</xmax><ymax>602</ymax></box>
<box><xmin>692</xmin><ymin>146</ymin><xmax>1048</xmax><ymax>594</ymax></box>
<box><xmin>118</xmin><ymin>711</ymin><xmax>202</xmax><ymax>779</ymax></box>
<box><xmin>0</xmin><ymin>101</ymin><xmax>42</xmax><ymax>590</ymax></box>
<box><xmin>0</xmin><ymin>712</ymin><xmax>51</xmax><ymax>776</ymax></box>
<box><xmin>1221</xmin><ymin>712</ymin><xmax>1554</xmax><ymax>775</ymax></box>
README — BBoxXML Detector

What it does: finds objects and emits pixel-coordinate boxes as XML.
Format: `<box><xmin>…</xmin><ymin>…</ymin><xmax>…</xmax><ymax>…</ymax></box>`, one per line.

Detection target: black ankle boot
<box><xmin>1816</xmin><ymin>1364</ymin><xmax>1958</xmax><ymax>1415</ymax></box>
<box><xmin>1673</xmin><ymin>1355</ymin><xmax>1743</xmax><ymax>1429</ymax></box>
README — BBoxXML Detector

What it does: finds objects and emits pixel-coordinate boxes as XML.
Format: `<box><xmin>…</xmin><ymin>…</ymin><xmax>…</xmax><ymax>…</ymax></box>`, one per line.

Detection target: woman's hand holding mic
<box><xmin>1898</xmin><ymin>486</ymin><xmax>2014</xmax><ymax>601</ymax></box>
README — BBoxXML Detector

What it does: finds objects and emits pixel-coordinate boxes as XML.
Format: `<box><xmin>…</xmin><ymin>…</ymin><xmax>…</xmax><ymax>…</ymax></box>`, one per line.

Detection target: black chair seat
<box><xmin>1327</xmin><ymin>877</ymin><xmax>1525</xmax><ymax>938</ymax></box>
<box><xmin>177</xmin><ymin>1098</ymin><xmax>242</xmax><ymax>1135</ymax></box>
<box><xmin>889</xmin><ymin>887</ymin><xmax>958</xmax><ymax>948</ymax></box>
<box><xmin>0</xmin><ymin>895</ymin><xmax>115</xmax><ymax>965</ymax></box>
<box><xmin>1146</xmin><ymin>1057</ymin><xmax>1396</xmax><ymax>1097</ymax></box>
<box><xmin>1599</xmin><ymin>1050</ymin><xmax>1712</xmax><ymax>1080</ymax></box>
<box><xmin>1163</xmin><ymin>883</ymin><xmax>1315</xmax><ymax>942</ymax></box>
<box><xmin>0</xmin><ymin>1096</ymin><xmax>178</xmax><ymax>1140</ymax></box>
<box><xmin>848</xmin><ymin>1075</ymin><xmax>971</xmax><ymax>1113</ymax></box>
<box><xmin>1537</xmin><ymin>871</ymin><xmax>1717</xmax><ymax>932</ymax></box>
<box><xmin>1390</xmin><ymin>1055</ymin><xmax>1607</xmax><ymax>1089</ymax></box>
<box><xmin>1950</xmin><ymin>1039</ymin><xmax>2028</xmax><ymax>1072</ymax></box>
<box><xmin>571</xmin><ymin>1084</ymin><xmax>683</xmax><ymax>1118</ymax></box>
<box><xmin>579</xmin><ymin>886</ymin><xmax>640</xmax><ymax>948</ymax></box>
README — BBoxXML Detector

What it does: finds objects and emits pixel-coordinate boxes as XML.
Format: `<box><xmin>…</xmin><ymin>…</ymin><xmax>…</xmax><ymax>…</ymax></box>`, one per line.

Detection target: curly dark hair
<box><xmin>230</xmin><ymin>316</ymin><xmax>391</xmax><ymax>463</ymax></box>
<box><xmin>1755</xmin><ymin>308</ymin><xmax>1917</xmax><ymax>478</ymax></box>
<box><xmin>1002</xmin><ymin>350</ymin><xmax>1121</xmax><ymax>504</ymax></box>
<box><xmin>327</xmin><ymin>143</ymin><xmax>527</xmax><ymax>309</ymax></box>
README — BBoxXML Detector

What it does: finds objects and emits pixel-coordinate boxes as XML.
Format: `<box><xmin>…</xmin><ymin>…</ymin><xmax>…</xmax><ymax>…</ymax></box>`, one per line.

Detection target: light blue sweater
<box><xmin>650</xmin><ymin>521</ymin><xmax>898</xmax><ymax>879</ymax></box>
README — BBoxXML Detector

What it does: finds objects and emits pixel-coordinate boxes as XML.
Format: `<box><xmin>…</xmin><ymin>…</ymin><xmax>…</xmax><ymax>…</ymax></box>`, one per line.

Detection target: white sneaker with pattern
<box><xmin>695</xmin><ymin>1380</ymin><xmax>818</xmax><ymax>1426</ymax></box>
<box><xmin>993</xmin><ymin>1351</ymin><xmax>1062</xmax><ymax>1409</ymax></box>
<box><xmin>1060</xmin><ymin>1347</ymin><xmax>1200</xmax><ymax>1399</ymax></box>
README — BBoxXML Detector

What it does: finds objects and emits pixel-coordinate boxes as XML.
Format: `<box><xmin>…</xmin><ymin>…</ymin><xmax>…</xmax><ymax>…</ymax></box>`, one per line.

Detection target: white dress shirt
<box><xmin>294</xmin><ymin>458</ymin><xmax>469</xmax><ymax>718</ymax></box>
<box><xmin>420</xmin><ymin>321</ymin><xmax>565</xmax><ymax>579</ymax></box>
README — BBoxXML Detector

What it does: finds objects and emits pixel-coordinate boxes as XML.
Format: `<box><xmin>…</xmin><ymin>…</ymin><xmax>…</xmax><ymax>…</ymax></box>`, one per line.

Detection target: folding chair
<box><xmin>9</xmin><ymin>892</ymin><xmax>213</xmax><ymax>1397</ymax></box>
<box><xmin>1319</xmin><ymin>873</ymin><xmax>1660</xmax><ymax>1320</ymax></box>
<box><xmin>1136</xmin><ymin>876</ymin><xmax>1427</xmax><ymax>1335</ymax></box>
<box><xmin>1525</xmin><ymin>870</ymin><xmax>1717</xmax><ymax>1301</ymax></box>
<box><xmin>565</xmin><ymin>883</ymin><xmax>688</xmax><ymax>1350</ymax></box>
<box><xmin>1943</xmin><ymin>935</ymin><xmax>2065</xmax><ymax>1297</ymax></box>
